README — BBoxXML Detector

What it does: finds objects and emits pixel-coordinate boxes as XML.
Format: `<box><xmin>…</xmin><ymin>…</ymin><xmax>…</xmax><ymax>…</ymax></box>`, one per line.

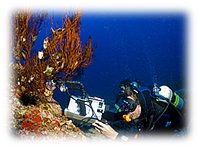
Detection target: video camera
<box><xmin>56</xmin><ymin>79</ymin><xmax>109</xmax><ymax>125</ymax></box>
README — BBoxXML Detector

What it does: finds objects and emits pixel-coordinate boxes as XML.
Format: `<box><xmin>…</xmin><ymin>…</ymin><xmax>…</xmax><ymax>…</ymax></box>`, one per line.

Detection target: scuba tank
<box><xmin>153</xmin><ymin>84</ymin><xmax>184</xmax><ymax>110</ymax></box>
<box><xmin>152</xmin><ymin>84</ymin><xmax>185</xmax><ymax>131</ymax></box>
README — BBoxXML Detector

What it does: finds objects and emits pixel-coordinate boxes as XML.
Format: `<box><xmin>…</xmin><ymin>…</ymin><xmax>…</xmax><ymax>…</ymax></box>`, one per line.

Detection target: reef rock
<box><xmin>10</xmin><ymin>89</ymin><xmax>86</xmax><ymax>140</ymax></box>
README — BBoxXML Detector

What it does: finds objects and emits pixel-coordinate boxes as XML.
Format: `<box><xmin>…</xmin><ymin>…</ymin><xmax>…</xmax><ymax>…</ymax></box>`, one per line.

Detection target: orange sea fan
<box><xmin>11</xmin><ymin>10</ymin><xmax>95</xmax><ymax>103</ymax></box>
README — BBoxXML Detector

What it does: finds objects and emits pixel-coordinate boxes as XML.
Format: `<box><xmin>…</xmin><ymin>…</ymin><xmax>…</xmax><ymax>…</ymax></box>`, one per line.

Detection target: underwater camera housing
<box><xmin>57</xmin><ymin>79</ymin><xmax>109</xmax><ymax>125</ymax></box>
<box><xmin>64</xmin><ymin>96</ymin><xmax>106</xmax><ymax>122</ymax></box>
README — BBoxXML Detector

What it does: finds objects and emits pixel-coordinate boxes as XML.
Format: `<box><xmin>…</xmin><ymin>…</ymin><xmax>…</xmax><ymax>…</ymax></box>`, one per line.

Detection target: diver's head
<box><xmin>117</xmin><ymin>79</ymin><xmax>142</xmax><ymax>122</ymax></box>
<box><xmin>119</xmin><ymin>79</ymin><xmax>140</xmax><ymax>112</ymax></box>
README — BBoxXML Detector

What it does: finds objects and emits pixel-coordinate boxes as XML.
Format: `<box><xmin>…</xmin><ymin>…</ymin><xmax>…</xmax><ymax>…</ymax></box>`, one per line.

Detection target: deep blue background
<box><xmin>34</xmin><ymin>12</ymin><xmax>186</xmax><ymax>110</ymax></box>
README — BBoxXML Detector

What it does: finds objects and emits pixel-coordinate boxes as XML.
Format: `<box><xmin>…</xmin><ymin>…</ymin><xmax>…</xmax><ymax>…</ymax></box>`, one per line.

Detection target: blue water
<box><xmin>33</xmin><ymin>12</ymin><xmax>186</xmax><ymax>110</ymax></box>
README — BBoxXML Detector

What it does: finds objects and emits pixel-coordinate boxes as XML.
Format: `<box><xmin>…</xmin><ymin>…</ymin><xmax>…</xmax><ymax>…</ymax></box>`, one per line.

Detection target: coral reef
<box><xmin>11</xmin><ymin>10</ymin><xmax>94</xmax><ymax>102</ymax></box>
<box><xmin>10</xmin><ymin>10</ymin><xmax>94</xmax><ymax>139</ymax></box>
<box><xmin>10</xmin><ymin>90</ymin><xmax>85</xmax><ymax>139</ymax></box>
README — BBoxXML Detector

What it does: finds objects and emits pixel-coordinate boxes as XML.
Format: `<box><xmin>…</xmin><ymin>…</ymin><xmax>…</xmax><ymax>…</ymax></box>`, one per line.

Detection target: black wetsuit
<box><xmin>101</xmin><ymin>87</ymin><xmax>179</xmax><ymax>136</ymax></box>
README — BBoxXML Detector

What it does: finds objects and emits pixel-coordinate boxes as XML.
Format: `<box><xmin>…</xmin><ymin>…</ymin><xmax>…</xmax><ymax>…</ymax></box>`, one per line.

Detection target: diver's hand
<box><xmin>92</xmin><ymin>120</ymin><xmax>119</xmax><ymax>140</ymax></box>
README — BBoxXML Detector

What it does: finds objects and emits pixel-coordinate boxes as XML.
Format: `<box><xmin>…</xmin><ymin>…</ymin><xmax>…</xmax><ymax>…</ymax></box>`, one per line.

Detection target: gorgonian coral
<box><xmin>11</xmin><ymin>10</ymin><xmax>94</xmax><ymax>103</ymax></box>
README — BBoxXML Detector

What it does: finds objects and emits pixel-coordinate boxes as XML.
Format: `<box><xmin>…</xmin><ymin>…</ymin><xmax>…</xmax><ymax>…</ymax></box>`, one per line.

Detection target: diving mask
<box><xmin>121</xmin><ymin>96</ymin><xmax>138</xmax><ymax>112</ymax></box>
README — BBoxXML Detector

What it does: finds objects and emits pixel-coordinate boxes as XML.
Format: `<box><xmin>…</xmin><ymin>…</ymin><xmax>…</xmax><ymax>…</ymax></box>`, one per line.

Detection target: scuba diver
<box><xmin>92</xmin><ymin>79</ymin><xmax>185</xmax><ymax>140</ymax></box>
